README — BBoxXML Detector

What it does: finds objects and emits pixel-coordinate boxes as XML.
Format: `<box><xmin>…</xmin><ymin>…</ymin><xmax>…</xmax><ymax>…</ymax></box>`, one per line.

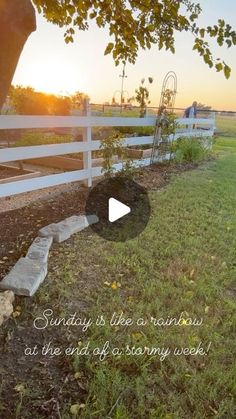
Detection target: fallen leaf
<box><xmin>104</xmin><ymin>281</ymin><xmax>111</xmax><ymax>287</ymax></box>
<box><xmin>12</xmin><ymin>311</ymin><xmax>21</xmax><ymax>318</ymax></box>
<box><xmin>111</xmin><ymin>281</ymin><xmax>121</xmax><ymax>290</ymax></box>
<box><xmin>14</xmin><ymin>384</ymin><xmax>25</xmax><ymax>394</ymax></box>
<box><xmin>132</xmin><ymin>332</ymin><xmax>142</xmax><ymax>339</ymax></box>
<box><xmin>70</xmin><ymin>403</ymin><xmax>85</xmax><ymax>415</ymax></box>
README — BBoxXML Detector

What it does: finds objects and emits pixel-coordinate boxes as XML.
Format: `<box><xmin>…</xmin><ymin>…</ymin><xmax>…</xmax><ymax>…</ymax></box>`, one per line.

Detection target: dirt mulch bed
<box><xmin>0</xmin><ymin>161</ymin><xmax>199</xmax><ymax>281</ymax></box>
<box><xmin>0</xmin><ymin>166</ymin><xmax>28</xmax><ymax>180</ymax></box>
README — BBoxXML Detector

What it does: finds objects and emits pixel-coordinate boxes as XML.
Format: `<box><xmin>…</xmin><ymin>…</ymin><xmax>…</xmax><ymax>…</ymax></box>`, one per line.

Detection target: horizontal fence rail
<box><xmin>0</xmin><ymin>112</ymin><xmax>215</xmax><ymax>198</ymax></box>
<box><xmin>0</xmin><ymin>115</ymin><xmax>215</xmax><ymax>130</ymax></box>
<box><xmin>0</xmin><ymin>141</ymin><xmax>100</xmax><ymax>163</ymax></box>
<box><xmin>0</xmin><ymin>115</ymin><xmax>156</xmax><ymax>129</ymax></box>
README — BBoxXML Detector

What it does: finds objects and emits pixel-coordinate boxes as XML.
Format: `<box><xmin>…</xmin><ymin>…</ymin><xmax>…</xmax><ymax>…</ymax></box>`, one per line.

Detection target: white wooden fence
<box><xmin>0</xmin><ymin>105</ymin><xmax>215</xmax><ymax>198</ymax></box>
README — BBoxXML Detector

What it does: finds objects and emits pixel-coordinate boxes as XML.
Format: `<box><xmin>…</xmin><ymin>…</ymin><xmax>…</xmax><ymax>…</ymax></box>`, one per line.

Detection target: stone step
<box><xmin>0</xmin><ymin>257</ymin><xmax>47</xmax><ymax>297</ymax></box>
<box><xmin>0</xmin><ymin>214</ymin><xmax>99</xmax><ymax>298</ymax></box>
<box><xmin>39</xmin><ymin>214</ymin><xmax>98</xmax><ymax>243</ymax></box>
<box><xmin>26</xmin><ymin>236</ymin><xmax>53</xmax><ymax>263</ymax></box>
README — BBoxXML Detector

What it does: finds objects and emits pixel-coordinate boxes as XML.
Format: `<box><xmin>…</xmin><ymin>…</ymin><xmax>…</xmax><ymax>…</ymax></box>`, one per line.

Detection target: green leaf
<box><xmin>199</xmin><ymin>28</ymin><xmax>205</xmax><ymax>38</ymax></box>
<box><xmin>223</xmin><ymin>64</ymin><xmax>231</xmax><ymax>79</ymax></box>
<box><xmin>96</xmin><ymin>16</ymin><xmax>103</xmax><ymax>26</ymax></box>
<box><xmin>64</xmin><ymin>35</ymin><xmax>73</xmax><ymax>44</ymax></box>
<box><xmin>215</xmin><ymin>63</ymin><xmax>223</xmax><ymax>72</ymax></box>
<box><xmin>218</xmin><ymin>19</ymin><xmax>225</xmax><ymax>28</ymax></box>
<box><xmin>104</xmin><ymin>42</ymin><xmax>114</xmax><ymax>55</ymax></box>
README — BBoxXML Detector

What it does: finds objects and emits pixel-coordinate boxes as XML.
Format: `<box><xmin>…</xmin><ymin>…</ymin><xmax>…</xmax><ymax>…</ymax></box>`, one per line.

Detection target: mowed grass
<box><xmin>31</xmin><ymin>136</ymin><xmax>236</xmax><ymax>419</ymax></box>
<box><xmin>215</xmin><ymin>115</ymin><xmax>236</xmax><ymax>138</ymax></box>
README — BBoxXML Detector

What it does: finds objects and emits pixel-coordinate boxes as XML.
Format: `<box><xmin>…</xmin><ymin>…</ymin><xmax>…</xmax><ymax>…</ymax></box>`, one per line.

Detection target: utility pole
<box><xmin>119</xmin><ymin>62</ymin><xmax>127</xmax><ymax>108</ymax></box>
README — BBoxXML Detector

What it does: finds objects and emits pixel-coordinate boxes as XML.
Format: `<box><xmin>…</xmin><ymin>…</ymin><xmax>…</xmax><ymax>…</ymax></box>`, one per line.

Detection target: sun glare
<box><xmin>14</xmin><ymin>56</ymin><xmax>88</xmax><ymax>96</ymax></box>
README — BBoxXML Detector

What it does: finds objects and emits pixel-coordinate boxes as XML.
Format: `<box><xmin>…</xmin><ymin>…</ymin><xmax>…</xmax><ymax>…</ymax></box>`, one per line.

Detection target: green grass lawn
<box><xmin>34</xmin><ymin>136</ymin><xmax>236</xmax><ymax>418</ymax></box>
<box><xmin>1</xmin><ymin>137</ymin><xmax>235</xmax><ymax>418</ymax></box>
<box><xmin>215</xmin><ymin>115</ymin><xmax>236</xmax><ymax>138</ymax></box>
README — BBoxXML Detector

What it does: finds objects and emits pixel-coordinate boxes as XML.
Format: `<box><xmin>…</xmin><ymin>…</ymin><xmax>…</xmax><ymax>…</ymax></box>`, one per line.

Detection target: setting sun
<box><xmin>14</xmin><ymin>48</ymin><xmax>89</xmax><ymax>96</ymax></box>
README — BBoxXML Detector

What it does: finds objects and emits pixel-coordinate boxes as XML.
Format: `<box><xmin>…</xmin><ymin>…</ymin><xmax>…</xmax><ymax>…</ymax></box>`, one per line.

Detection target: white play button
<box><xmin>108</xmin><ymin>197</ymin><xmax>131</xmax><ymax>223</ymax></box>
<box><xmin>86</xmin><ymin>178</ymin><xmax>151</xmax><ymax>241</ymax></box>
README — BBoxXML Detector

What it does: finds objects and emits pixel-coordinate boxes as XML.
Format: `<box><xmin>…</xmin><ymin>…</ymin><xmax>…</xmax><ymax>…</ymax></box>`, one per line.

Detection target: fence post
<box><xmin>82</xmin><ymin>99</ymin><xmax>92</xmax><ymax>188</ymax></box>
<box><xmin>211</xmin><ymin>111</ymin><xmax>216</xmax><ymax>131</ymax></box>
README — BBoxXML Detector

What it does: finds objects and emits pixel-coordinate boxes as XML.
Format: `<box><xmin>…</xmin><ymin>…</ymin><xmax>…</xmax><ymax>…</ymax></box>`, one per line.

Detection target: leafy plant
<box><xmin>158</xmin><ymin>112</ymin><xmax>178</xmax><ymax>138</ymax></box>
<box><xmin>173</xmin><ymin>137</ymin><xmax>212</xmax><ymax>163</ymax></box>
<box><xmin>152</xmin><ymin>110</ymin><xmax>178</xmax><ymax>163</ymax></box>
<box><xmin>118</xmin><ymin>154</ymin><xmax>137</xmax><ymax>180</ymax></box>
<box><xmin>135</xmin><ymin>77</ymin><xmax>153</xmax><ymax>118</ymax></box>
<box><xmin>100</xmin><ymin>132</ymin><xmax>135</xmax><ymax>179</ymax></box>
<box><xmin>162</xmin><ymin>89</ymin><xmax>176</xmax><ymax>108</ymax></box>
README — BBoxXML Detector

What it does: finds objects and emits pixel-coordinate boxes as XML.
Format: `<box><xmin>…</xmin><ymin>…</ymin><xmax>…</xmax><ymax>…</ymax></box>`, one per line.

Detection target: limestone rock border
<box><xmin>0</xmin><ymin>214</ymin><xmax>98</xmax><ymax>299</ymax></box>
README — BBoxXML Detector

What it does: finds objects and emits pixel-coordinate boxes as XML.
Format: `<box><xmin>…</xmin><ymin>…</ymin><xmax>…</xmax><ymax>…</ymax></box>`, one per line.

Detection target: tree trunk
<box><xmin>0</xmin><ymin>0</ymin><xmax>36</xmax><ymax>111</ymax></box>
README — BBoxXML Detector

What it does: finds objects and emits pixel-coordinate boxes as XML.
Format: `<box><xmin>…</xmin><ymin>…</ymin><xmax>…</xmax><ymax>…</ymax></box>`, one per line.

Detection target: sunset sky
<box><xmin>13</xmin><ymin>0</ymin><xmax>236</xmax><ymax>111</ymax></box>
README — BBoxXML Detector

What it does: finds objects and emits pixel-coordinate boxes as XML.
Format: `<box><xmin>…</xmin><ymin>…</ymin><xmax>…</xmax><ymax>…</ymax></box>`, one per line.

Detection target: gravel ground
<box><xmin>0</xmin><ymin>161</ymin><xmax>67</xmax><ymax>213</ymax></box>
<box><xmin>0</xmin><ymin>181</ymin><xmax>86</xmax><ymax>213</ymax></box>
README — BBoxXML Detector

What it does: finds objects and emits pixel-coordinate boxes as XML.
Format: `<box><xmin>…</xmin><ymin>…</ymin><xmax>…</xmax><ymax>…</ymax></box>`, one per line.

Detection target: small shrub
<box><xmin>173</xmin><ymin>137</ymin><xmax>212</xmax><ymax>163</ymax></box>
<box><xmin>100</xmin><ymin>132</ymin><xmax>135</xmax><ymax>179</ymax></box>
<box><xmin>135</xmin><ymin>77</ymin><xmax>154</xmax><ymax>118</ymax></box>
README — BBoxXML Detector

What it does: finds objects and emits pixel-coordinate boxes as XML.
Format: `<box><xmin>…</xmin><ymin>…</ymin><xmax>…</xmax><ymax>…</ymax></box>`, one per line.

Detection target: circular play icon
<box><xmin>85</xmin><ymin>177</ymin><xmax>151</xmax><ymax>242</ymax></box>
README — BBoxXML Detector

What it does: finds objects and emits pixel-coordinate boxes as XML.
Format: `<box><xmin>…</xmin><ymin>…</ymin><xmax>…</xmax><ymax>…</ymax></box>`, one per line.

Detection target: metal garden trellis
<box><xmin>151</xmin><ymin>71</ymin><xmax>178</xmax><ymax>164</ymax></box>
